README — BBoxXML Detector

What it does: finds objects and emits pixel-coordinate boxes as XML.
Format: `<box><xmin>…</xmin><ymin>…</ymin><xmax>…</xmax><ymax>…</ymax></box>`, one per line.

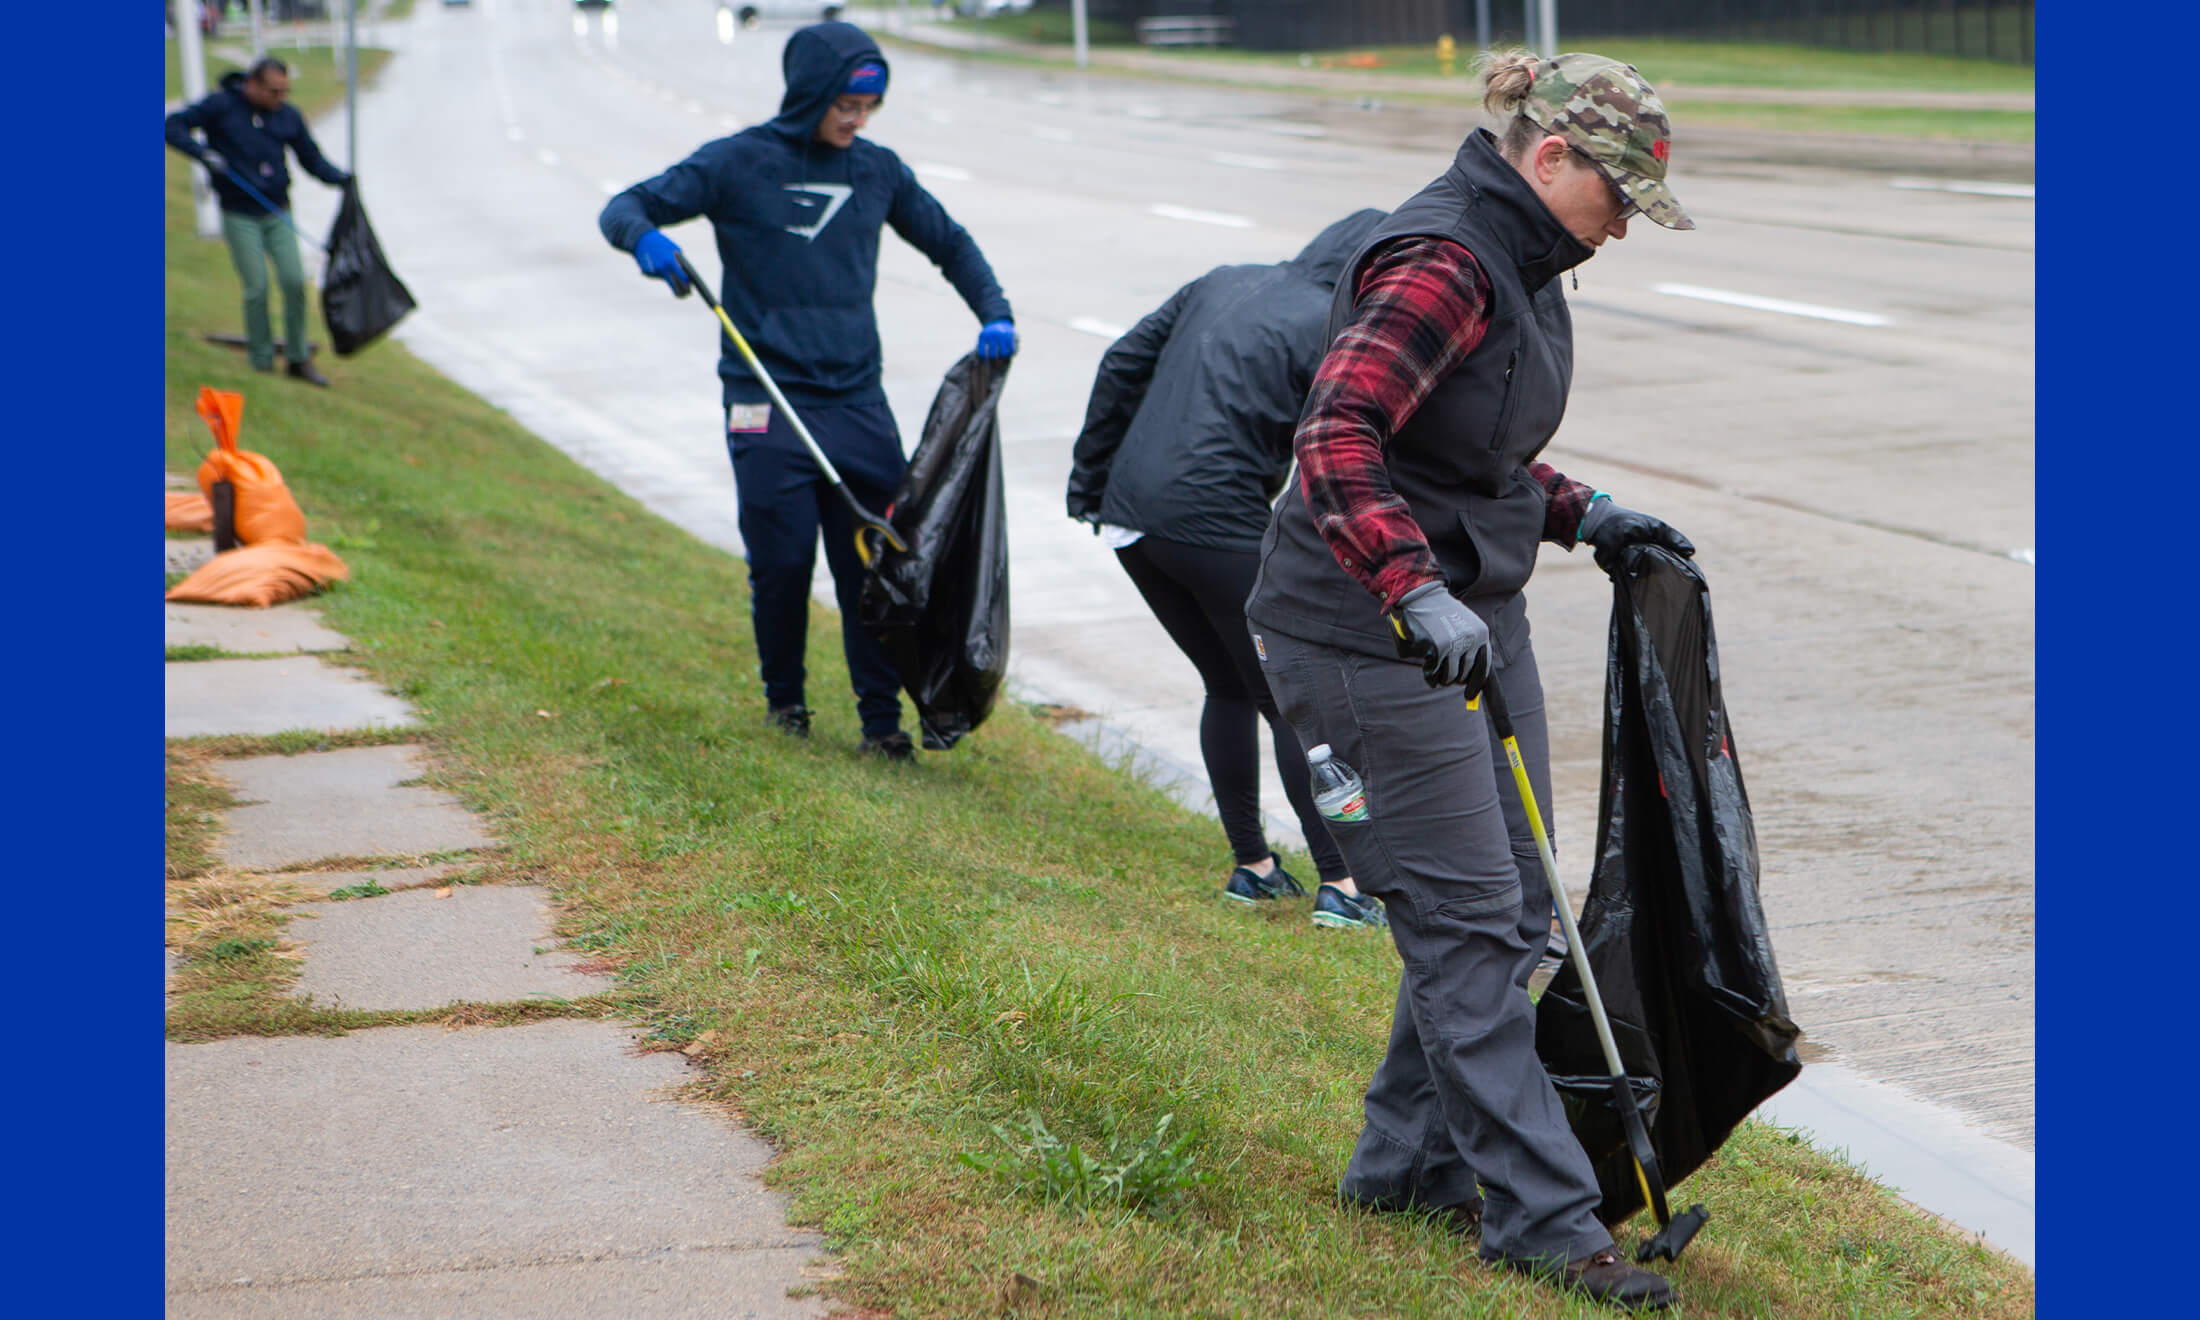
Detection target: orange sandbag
<box><xmin>164</xmin><ymin>541</ymin><xmax>350</xmax><ymax>608</ymax></box>
<box><xmin>194</xmin><ymin>386</ymin><xmax>308</xmax><ymax>546</ymax></box>
<box><xmin>166</xmin><ymin>491</ymin><xmax>214</xmax><ymax>533</ymax></box>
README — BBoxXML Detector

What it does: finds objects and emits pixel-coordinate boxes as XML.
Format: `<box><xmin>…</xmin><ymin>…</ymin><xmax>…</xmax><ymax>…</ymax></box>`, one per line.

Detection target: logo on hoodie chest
<box><xmin>782</xmin><ymin>184</ymin><xmax>854</xmax><ymax>241</ymax></box>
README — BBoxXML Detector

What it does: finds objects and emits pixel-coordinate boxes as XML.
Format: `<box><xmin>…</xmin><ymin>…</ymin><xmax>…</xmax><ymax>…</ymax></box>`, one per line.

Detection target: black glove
<box><xmin>1579</xmin><ymin>498</ymin><xmax>1694</xmax><ymax>574</ymax></box>
<box><xmin>1390</xmin><ymin>582</ymin><xmax>1491</xmax><ymax>695</ymax></box>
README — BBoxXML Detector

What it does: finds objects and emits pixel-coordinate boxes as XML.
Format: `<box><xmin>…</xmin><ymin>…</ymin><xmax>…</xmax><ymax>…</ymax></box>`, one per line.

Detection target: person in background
<box><xmin>165</xmin><ymin>56</ymin><xmax>350</xmax><ymax>387</ymax></box>
<box><xmin>1244</xmin><ymin>52</ymin><xmax>1699</xmax><ymax>1311</ymax></box>
<box><xmin>598</xmin><ymin>21</ymin><xmax>1015</xmax><ymax>762</ymax></box>
<box><xmin>1068</xmin><ymin>209</ymin><xmax>1388</xmax><ymax>930</ymax></box>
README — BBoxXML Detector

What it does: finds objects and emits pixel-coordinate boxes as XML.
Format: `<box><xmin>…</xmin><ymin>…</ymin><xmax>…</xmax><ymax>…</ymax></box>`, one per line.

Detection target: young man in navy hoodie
<box><xmin>165</xmin><ymin>57</ymin><xmax>350</xmax><ymax>386</ymax></box>
<box><xmin>599</xmin><ymin>22</ymin><xmax>1015</xmax><ymax>763</ymax></box>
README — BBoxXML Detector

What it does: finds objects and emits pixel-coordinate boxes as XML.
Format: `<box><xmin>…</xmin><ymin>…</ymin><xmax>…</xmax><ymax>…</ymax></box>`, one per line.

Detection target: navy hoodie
<box><xmin>164</xmin><ymin>70</ymin><xmax>347</xmax><ymax>215</ymax></box>
<box><xmin>599</xmin><ymin>22</ymin><xmax>1012</xmax><ymax>410</ymax></box>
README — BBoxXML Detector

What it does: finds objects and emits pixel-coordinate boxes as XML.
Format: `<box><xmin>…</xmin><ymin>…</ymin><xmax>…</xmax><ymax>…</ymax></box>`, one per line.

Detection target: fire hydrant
<box><xmin>1437</xmin><ymin>33</ymin><xmax>1457</xmax><ymax>77</ymax></box>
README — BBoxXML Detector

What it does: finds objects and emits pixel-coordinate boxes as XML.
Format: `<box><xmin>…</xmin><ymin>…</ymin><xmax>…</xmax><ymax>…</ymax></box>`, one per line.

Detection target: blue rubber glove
<box><xmin>975</xmin><ymin>319</ymin><xmax>1017</xmax><ymax>360</ymax></box>
<box><xmin>632</xmin><ymin>230</ymin><xmax>691</xmax><ymax>298</ymax></box>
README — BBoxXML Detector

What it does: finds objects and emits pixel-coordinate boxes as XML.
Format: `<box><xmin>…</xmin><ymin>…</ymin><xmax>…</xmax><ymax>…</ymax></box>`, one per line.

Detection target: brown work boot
<box><xmin>1505</xmin><ymin>1244</ymin><xmax>1674</xmax><ymax>1311</ymax></box>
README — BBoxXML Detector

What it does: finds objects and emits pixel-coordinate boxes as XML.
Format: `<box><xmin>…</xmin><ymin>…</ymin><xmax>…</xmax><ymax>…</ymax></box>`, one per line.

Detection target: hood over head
<box><xmin>1287</xmin><ymin>208</ymin><xmax>1389</xmax><ymax>289</ymax></box>
<box><xmin>769</xmin><ymin>21</ymin><xmax>889</xmax><ymax>143</ymax></box>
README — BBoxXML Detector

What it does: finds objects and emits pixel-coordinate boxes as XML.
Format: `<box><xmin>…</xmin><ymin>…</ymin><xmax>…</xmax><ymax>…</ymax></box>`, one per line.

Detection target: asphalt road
<box><xmin>284</xmin><ymin>0</ymin><xmax>2034</xmax><ymax>1170</ymax></box>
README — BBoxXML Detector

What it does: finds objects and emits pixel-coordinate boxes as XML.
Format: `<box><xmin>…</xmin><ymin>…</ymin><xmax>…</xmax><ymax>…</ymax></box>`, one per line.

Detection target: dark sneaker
<box><xmin>1311</xmin><ymin>883</ymin><xmax>1387</xmax><ymax>930</ymax></box>
<box><xmin>766</xmin><ymin>704</ymin><xmax>812</xmax><ymax>738</ymax></box>
<box><xmin>1223</xmin><ymin>860</ymin><xmax>1304</xmax><ymax>904</ymax></box>
<box><xmin>858</xmin><ymin>730</ymin><xmax>916</xmax><ymax>763</ymax></box>
<box><xmin>285</xmin><ymin>358</ymin><xmax>331</xmax><ymax>388</ymax></box>
<box><xmin>1504</xmin><ymin>1245</ymin><xmax>1674</xmax><ymax>1312</ymax></box>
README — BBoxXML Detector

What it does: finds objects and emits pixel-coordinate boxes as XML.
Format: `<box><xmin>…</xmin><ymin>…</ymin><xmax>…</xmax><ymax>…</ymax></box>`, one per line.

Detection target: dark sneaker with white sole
<box><xmin>766</xmin><ymin>704</ymin><xmax>812</xmax><ymax>738</ymax></box>
<box><xmin>1311</xmin><ymin>883</ymin><xmax>1387</xmax><ymax>930</ymax></box>
<box><xmin>1222</xmin><ymin>860</ymin><xmax>1304</xmax><ymax>904</ymax></box>
<box><xmin>1503</xmin><ymin>1245</ymin><xmax>1675</xmax><ymax>1312</ymax></box>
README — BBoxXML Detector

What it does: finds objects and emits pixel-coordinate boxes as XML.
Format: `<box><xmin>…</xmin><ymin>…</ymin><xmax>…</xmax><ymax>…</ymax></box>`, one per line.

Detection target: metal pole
<box><xmin>346</xmin><ymin>0</ymin><xmax>359</xmax><ymax>172</ymax></box>
<box><xmin>175</xmin><ymin>0</ymin><xmax>222</xmax><ymax>238</ymax></box>
<box><xmin>1072</xmin><ymin>0</ymin><xmax>1089</xmax><ymax>69</ymax></box>
<box><xmin>1521</xmin><ymin>0</ymin><xmax>1536</xmax><ymax>52</ymax></box>
<box><xmin>1475</xmin><ymin>0</ymin><xmax>1490</xmax><ymax>54</ymax></box>
<box><xmin>249</xmin><ymin>0</ymin><xmax>263</xmax><ymax>56</ymax></box>
<box><xmin>1538</xmin><ymin>0</ymin><xmax>1557</xmax><ymax>54</ymax></box>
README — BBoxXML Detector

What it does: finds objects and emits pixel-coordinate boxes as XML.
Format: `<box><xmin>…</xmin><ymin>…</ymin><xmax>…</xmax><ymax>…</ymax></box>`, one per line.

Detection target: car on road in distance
<box><xmin>722</xmin><ymin>3</ymin><xmax>846</xmax><ymax>27</ymax></box>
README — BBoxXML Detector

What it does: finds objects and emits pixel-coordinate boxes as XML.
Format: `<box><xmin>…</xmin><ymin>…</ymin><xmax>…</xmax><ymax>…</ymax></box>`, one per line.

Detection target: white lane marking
<box><xmin>719</xmin><ymin>115</ymin><xmax>740</xmax><ymax>130</ymax></box>
<box><xmin>915</xmin><ymin>163</ymin><xmax>974</xmax><ymax>183</ymax></box>
<box><xmin>1210</xmin><ymin>151</ymin><xmax>1284</xmax><ymax>171</ymax></box>
<box><xmin>1033</xmin><ymin>125</ymin><xmax>1073</xmax><ymax>142</ymax></box>
<box><xmin>1149</xmin><ymin>203</ymin><xmax>1254</xmax><ymax>229</ymax></box>
<box><xmin>684</xmin><ymin>99</ymin><xmax>705</xmax><ymax>116</ymax></box>
<box><xmin>1034</xmin><ymin>93</ymin><xmax>1066</xmax><ymax>106</ymax></box>
<box><xmin>1890</xmin><ymin>177</ymin><xmax>2035</xmax><ymax>199</ymax></box>
<box><xmin>1127</xmin><ymin>105</ymin><xmax>1166</xmax><ymax>120</ymax></box>
<box><xmin>1652</xmin><ymin>282</ymin><xmax>1891</xmax><ymax>327</ymax></box>
<box><xmin>1070</xmin><ymin>317</ymin><xmax>1128</xmax><ymax>339</ymax></box>
<box><xmin>537</xmin><ymin>148</ymin><xmax>561</xmax><ymax>167</ymax></box>
<box><xmin>507</xmin><ymin>126</ymin><xmax>525</xmax><ymax>142</ymax></box>
<box><xmin>923</xmin><ymin>109</ymin><xmax>955</xmax><ymax>124</ymax></box>
<box><xmin>2009</xmin><ymin>548</ymin><xmax>2034</xmax><ymax>565</ymax></box>
<box><xmin>600</xmin><ymin>179</ymin><xmax>623</xmax><ymax>196</ymax></box>
<box><xmin>1262</xmin><ymin>121</ymin><xmax>1327</xmax><ymax>138</ymax></box>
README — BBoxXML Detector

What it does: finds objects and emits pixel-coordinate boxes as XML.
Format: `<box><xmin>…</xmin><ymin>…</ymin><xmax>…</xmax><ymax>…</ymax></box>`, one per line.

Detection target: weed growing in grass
<box><xmin>325</xmin><ymin>880</ymin><xmax>391</xmax><ymax>901</ymax></box>
<box><xmin>960</xmin><ymin>1110</ymin><xmax>1210</xmax><ymax>1216</ymax></box>
<box><xmin>204</xmin><ymin>936</ymin><xmax>277</xmax><ymax>962</ymax></box>
<box><xmin>166</xmin><ymin>643</ymin><xmax>229</xmax><ymax>662</ymax></box>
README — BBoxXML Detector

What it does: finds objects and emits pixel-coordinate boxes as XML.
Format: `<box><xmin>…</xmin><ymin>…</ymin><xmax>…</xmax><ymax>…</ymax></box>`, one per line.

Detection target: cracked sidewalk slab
<box><xmin>166</xmin><ymin>1020</ymin><xmax>829</xmax><ymax>1317</ymax></box>
<box><xmin>166</xmin><ymin>601</ymin><xmax>351</xmax><ymax>655</ymax></box>
<box><xmin>166</xmin><ymin>656</ymin><xmax>419</xmax><ymax>739</ymax></box>
<box><xmin>215</xmin><ymin>745</ymin><xmax>495</xmax><ymax>872</ymax></box>
<box><xmin>290</xmin><ymin>885</ymin><xmax>611</xmax><ymax>1012</ymax></box>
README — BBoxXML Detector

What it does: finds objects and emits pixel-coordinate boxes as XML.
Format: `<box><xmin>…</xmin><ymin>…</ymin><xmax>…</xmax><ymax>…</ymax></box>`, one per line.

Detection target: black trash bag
<box><xmin>321</xmin><ymin>178</ymin><xmax>417</xmax><ymax>356</ymax></box>
<box><xmin>1535</xmin><ymin>544</ymin><xmax>1802</xmax><ymax>1227</ymax></box>
<box><xmin>857</xmin><ymin>354</ymin><xmax>1011</xmax><ymax>750</ymax></box>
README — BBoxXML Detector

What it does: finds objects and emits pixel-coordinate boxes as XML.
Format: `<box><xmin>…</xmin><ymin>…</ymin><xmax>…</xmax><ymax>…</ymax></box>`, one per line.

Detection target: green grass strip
<box><xmin>160</xmin><ymin>96</ymin><xmax>2032</xmax><ymax>1320</ymax></box>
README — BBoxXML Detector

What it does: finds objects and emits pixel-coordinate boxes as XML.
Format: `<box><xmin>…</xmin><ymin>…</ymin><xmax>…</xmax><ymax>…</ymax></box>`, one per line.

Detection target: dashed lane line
<box><xmin>1652</xmin><ymin>282</ymin><xmax>1892</xmax><ymax>328</ymax></box>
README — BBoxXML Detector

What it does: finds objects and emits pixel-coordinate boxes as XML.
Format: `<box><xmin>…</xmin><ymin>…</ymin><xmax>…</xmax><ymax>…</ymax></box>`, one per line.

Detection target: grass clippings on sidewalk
<box><xmin>161</xmin><ymin>132</ymin><xmax>2032</xmax><ymax>1320</ymax></box>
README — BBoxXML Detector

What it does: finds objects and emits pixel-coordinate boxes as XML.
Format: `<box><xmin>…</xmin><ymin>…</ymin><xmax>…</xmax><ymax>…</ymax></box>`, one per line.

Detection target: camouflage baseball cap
<box><xmin>1518</xmin><ymin>53</ymin><xmax>1693</xmax><ymax>231</ymax></box>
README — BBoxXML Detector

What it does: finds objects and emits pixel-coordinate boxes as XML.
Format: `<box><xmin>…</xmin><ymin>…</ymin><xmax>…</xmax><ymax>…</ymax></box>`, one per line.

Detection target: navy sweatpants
<box><xmin>725</xmin><ymin>400</ymin><xmax>906</xmax><ymax>740</ymax></box>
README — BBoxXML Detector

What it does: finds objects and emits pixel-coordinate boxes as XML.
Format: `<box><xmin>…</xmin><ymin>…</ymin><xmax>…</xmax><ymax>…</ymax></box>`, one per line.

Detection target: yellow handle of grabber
<box><xmin>673</xmin><ymin>253</ymin><xmax>908</xmax><ymax>567</ymax></box>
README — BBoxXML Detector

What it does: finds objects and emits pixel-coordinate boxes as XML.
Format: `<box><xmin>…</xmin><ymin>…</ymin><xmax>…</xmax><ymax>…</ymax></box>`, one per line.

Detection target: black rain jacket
<box><xmin>1066</xmin><ymin>208</ymin><xmax>1387</xmax><ymax>552</ymax></box>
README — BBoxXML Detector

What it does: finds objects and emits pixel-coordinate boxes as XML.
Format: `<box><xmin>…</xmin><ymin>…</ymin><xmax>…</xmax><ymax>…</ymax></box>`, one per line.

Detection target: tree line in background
<box><xmin>1042</xmin><ymin>0</ymin><xmax>2034</xmax><ymax>64</ymax></box>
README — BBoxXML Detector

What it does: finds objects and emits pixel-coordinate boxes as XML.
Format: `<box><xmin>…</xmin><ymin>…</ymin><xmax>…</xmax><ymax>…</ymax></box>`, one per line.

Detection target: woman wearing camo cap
<box><xmin>1244</xmin><ymin>51</ymin><xmax>1699</xmax><ymax>1312</ymax></box>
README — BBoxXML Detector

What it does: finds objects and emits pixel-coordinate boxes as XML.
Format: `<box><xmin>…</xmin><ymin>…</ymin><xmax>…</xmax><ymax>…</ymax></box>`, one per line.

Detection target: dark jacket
<box><xmin>1248</xmin><ymin>130</ymin><xmax>1593</xmax><ymax>659</ymax></box>
<box><xmin>598</xmin><ymin>22</ymin><xmax>1011</xmax><ymax>410</ymax></box>
<box><xmin>1065</xmin><ymin>209</ymin><xmax>1388</xmax><ymax>552</ymax></box>
<box><xmin>164</xmin><ymin>70</ymin><xmax>348</xmax><ymax>214</ymax></box>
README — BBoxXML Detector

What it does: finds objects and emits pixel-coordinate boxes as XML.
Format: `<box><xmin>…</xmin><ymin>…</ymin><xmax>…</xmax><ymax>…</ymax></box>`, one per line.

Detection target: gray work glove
<box><xmin>1391</xmin><ymin>581</ymin><xmax>1492</xmax><ymax>695</ymax></box>
<box><xmin>1580</xmin><ymin>498</ymin><xmax>1695</xmax><ymax>574</ymax></box>
<box><xmin>200</xmin><ymin>150</ymin><xmax>228</xmax><ymax>176</ymax></box>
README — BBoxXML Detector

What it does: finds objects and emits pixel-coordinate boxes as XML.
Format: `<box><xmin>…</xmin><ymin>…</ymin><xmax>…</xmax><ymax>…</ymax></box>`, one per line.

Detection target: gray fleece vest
<box><xmin>1247</xmin><ymin>130</ymin><xmax>1593</xmax><ymax>658</ymax></box>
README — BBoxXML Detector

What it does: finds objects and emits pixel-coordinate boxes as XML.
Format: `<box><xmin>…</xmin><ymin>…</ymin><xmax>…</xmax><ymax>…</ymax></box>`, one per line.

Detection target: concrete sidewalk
<box><xmin>163</xmin><ymin>499</ymin><xmax>830</xmax><ymax>1318</ymax></box>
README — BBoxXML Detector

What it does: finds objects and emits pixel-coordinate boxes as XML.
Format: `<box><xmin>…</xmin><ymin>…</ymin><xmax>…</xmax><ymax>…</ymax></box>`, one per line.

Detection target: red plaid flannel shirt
<box><xmin>1294</xmin><ymin>235</ymin><xmax>1597</xmax><ymax>609</ymax></box>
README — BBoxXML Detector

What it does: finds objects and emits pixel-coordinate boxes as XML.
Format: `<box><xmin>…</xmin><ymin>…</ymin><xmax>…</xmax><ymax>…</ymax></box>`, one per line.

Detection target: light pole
<box><xmin>1538</xmin><ymin>0</ymin><xmax>1558</xmax><ymax>55</ymax></box>
<box><xmin>174</xmin><ymin>0</ymin><xmax>222</xmax><ymax>238</ymax></box>
<box><xmin>1073</xmin><ymin>0</ymin><xmax>1089</xmax><ymax>69</ymax></box>
<box><xmin>346</xmin><ymin>0</ymin><xmax>359</xmax><ymax>173</ymax></box>
<box><xmin>250</xmin><ymin>0</ymin><xmax>264</xmax><ymax>56</ymax></box>
<box><xmin>1475</xmin><ymin>0</ymin><xmax>1491</xmax><ymax>54</ymax></box>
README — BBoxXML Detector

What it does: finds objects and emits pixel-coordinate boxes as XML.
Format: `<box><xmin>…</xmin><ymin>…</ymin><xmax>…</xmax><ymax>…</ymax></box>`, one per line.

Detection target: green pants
<box><xmin>220</xmin><ymin>208</ymin><xmax>309</xmax><ymax>370</ymax></box>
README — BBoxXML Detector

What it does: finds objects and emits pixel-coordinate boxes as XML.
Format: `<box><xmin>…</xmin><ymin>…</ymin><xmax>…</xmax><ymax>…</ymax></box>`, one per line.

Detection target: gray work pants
<box><xmin>1251</xmin><ymin>622</ymin><xmax>1612</xmax><ymax>1265</ymax></box>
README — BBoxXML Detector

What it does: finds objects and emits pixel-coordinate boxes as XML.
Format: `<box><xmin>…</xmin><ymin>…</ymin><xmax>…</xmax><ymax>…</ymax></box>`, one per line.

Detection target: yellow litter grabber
<box><xmin>1478</xmin><ymin>679</ymin><xmax>1710</xmax><ymax>1264</ymax></box>
<box><xmin>674</xmin><ymin>253</ymin><xmax>908</xmax><ymax>567</ymax></box>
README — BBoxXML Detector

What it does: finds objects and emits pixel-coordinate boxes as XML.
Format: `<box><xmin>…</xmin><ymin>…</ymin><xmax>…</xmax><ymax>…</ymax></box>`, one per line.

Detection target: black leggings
<box><xmin>1115</xmin><ymin>536</ymin><xmax>1348</xmax><ymax>884</ymax></box>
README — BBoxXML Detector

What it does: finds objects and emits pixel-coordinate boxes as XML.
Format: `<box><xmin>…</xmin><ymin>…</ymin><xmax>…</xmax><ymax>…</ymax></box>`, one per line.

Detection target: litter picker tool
<box><xmin>673</xmin><ymin>252</ymin><xmax>907</xmax><ymax>566</ymax></box>
<box><xmin>1476</xmin><ymin>678</ymin><xmax>1709</xmax><ymax>1263</ymax></box>
<box><xmin>212</xmin><ymin>165</ymin><xmax>330</xmax><ymax>252</ymax></box>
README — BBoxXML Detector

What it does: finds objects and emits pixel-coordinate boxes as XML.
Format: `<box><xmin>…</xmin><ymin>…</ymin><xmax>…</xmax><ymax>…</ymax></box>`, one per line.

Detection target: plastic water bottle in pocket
<box><xmin>1307</xmin><ymin>744</ymin><xmax>1369</xmax><ymax>823</ymax></box>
